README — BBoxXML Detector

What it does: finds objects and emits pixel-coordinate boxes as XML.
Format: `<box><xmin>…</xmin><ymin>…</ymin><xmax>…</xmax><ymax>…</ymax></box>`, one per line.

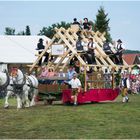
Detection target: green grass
<box><xmin>0</xmin><ymin>94</ymin><xmax>140</xmax><ymax>139</ymax></box>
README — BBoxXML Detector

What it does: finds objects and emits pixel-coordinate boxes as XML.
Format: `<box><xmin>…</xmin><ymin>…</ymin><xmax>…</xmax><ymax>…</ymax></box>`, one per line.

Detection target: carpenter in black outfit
<box><xmin>36</xmin><ymin>38</ymin><xmax>49</xmax><ymax>66</ymax></box>
<box><xmin>72</xmin><ymin>18</ymin><xmax>80</xmax><ymax>25</ymax></box>
<box><xmin>85</xmin><ymin>38</ymin><xmax>96</xmax><ymax>64</ymax></box>
<box><xmin>83</xmin><ymin>18</ymin><xmax>91</xmax><ymax>30</ymax></box>
<box><xmin>115</xmin><ymin>39</ymin><xmax>125</xmax><ymax>65</ymax></box>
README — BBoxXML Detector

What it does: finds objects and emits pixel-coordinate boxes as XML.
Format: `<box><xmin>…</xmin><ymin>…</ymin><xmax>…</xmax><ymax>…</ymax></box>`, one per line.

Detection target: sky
<box><xmin>0</xmin><ymin>1</ymin><xmax>140</xmax><ymax>50</ymax></box>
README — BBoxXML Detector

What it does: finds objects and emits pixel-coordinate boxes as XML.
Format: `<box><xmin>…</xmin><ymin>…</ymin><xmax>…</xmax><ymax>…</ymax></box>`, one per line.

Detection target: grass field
<box><xmin>0</xmin><ymin>94</ymin><xmax>140</xmax><ymax>139</ymax></box>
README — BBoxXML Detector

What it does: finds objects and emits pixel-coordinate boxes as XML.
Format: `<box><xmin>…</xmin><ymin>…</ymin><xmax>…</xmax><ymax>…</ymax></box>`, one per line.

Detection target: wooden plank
<box><xmin>100</xmin><ymin>32</ymin><xmax>106</xmax><ymax>42</ymax></box>
<box><xmin>46</xmin><ymin>39</ymin><xmax>63</xmax><ymax>69</ymax></box>
<box><xmin>94</xmin><ymin>31</ymin><xmax>104</xmax><ymax>46</ymax></box>
<box><xmin>62</xmin><ymin>53</ymin><xmax>75</xmax><ymax>70</ymax></box>
<box><xmin>70</xmin><ymin>25</ymin><xmax>80</xmax><ymax>32</ymax></box>
<box><xmin>64</xmin><ymin>28</ymin><xmax>77</xmax><ymax>44</ymax></box>
<box><xmin>54</xmin><ymin>49</ymin><xmax>71</xmax><ymax>70</ymax></box>
<box><xmin>99</xmin><ymin>57</ymin><xmax>109</xmax><ymax>66</ymax></box>
<box><xmin>95</xmin><ymin>58</ymin><xmax>102</xmax><ymax>66</ymax></box>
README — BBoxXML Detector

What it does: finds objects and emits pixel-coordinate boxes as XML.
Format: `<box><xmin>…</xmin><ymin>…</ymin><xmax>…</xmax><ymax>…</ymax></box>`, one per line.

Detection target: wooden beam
<box><xmin>62</xmin><ymin>53</ymin><xmax>75</xmax><ymax>70</ymax></box>
<box><xmin>56</xmin><ymin>30</ymin><xmax>86</xmax><ymax>66</ymax></box>
<box><xmin>54</xmin><ymin>49</ymin><xmax>71</xmax><ymax>70</ymax></box>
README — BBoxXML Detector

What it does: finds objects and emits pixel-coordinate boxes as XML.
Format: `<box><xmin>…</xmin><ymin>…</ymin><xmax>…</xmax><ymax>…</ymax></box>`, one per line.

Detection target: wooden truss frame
<box><xmin>29</xmin><ymin>26</ymin><xmax>132</xmax><ymax>91</ymax></box>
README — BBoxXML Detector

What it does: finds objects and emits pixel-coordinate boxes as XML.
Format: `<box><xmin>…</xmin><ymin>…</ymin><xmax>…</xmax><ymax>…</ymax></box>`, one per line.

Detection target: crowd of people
<box><xmin>38</xmin><ymin>65</ymin><xmax>77</xmax><ymax>81</ymax></box>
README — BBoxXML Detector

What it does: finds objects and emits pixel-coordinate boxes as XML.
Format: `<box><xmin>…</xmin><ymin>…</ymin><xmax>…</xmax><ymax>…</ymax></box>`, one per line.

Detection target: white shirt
<box><xmin>88</xmin><ymin>42</ymin><xmax>96</xmax><ymax>48</ymax></box>
<box><xmin>121</xmin><ymin>78</ymin><xmax>130</xmax><ymax>89</ymax></box>
<box><xmin>116</xmin><ymin>43</ymin><xmax>125</xmax><ymax>50</ymax></box>
<box><xmin>68</xmin><ymin>78</ymin><xmax>81</xmax><ymax>88</ymax></box>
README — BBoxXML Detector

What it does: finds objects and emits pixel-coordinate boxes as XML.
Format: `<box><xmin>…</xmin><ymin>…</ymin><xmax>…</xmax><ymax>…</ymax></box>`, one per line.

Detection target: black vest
<box><xmin>117</xmin><ymin>44</ymin><xmax>123</xmax><ymax>50</ymax></box>
<box><xmin>123</xmin><ymin>78</ymin><xmax>127</xmax><ymax>88</ymax></box>
<box><xmin>37</xmin><ymin>42</ymin><xmax>45</xmax><ymax>50</ymax></box>
<box><xmin>88</xmin><ymin>42</ymin><xmax>95</xmax><ymax>53</ymax></box>
<box><xmin>76</xmin><ymin>40</ymin><xmax>83</xmax><ymax>51</ymax></box>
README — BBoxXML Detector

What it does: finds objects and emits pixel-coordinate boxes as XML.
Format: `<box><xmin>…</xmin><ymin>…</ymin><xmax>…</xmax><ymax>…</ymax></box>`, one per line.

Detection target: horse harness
<box><xmin>26</xmin><ymin>75</ymin><xmax>38</xmax><ymax>101</ymax></box>
<box><xmin>8</xmin><ymin>74</ymin><xmax>26</xmax><ymax>95</ymax></box>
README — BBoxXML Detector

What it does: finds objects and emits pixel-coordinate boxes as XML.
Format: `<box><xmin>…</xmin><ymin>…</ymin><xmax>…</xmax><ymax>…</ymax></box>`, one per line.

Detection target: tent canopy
<box><xmin>0</xmin><ymin>35</ymin><xmax>50</xmax><ymax>64</ymax></box>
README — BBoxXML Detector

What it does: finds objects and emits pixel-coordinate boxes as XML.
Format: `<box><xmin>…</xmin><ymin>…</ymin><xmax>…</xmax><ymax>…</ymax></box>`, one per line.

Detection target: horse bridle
<box><xmin>10</xmin><ymin>71</ymin><xmax>26</xmax><ymax>94</ymax></box>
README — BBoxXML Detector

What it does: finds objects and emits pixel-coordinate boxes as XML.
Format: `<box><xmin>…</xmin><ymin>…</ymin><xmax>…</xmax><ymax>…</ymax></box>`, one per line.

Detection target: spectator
<box><xmin>68</xmin><ymin>73</ymin><xmax>81</xmax><ymax>106</ymax></box>
<box><xmin>37</xmin><ymin>65</ymin><xmax>48</xmax><ymax>84</ymax></box>
<box><xmin>36</xmin><ymin>38</ymin><xmax>49</xmax><ymax>66</ymax></box>
<box><xmin>135</xmin><ymin>76</ymin><xmax>140</xmax><ymax>94</ymax></box>
<box><xmin>47</xmin><ymin>68</ymin><xmax>57</xmax><ymax>78</ymax></box>
<box><xmin>38</xmin><ymin>65</ymin><xmax>48</xmax><ymax>78</ymax></box>
<box><xmin>67</xmin><ymin>66</ymin><xmax>77</xmax><ymax>80</ymax></box>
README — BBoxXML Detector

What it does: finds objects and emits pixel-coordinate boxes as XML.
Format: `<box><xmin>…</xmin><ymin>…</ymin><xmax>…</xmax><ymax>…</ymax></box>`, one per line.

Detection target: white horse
<box><xmin>3</xmin><ymin>68</ymin><xmax>38</xmax><ymax>109</ymax></box>
<box><xmin>0</xmin><ymin>70</ymin><xmax>10</xmax><ymax>94</ymax></box>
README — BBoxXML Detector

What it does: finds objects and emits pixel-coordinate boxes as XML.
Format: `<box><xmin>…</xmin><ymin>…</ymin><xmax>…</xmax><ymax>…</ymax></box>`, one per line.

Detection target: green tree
<box><xmin>25</xmin><ymin>25</ymin><xmax>31</xmax><ymax>35</ymax></box>
<box><xmin>4</xmin><ymin>27</ymin><xmax>15</xmax><ymax>35</ymax></box>
<box><xmin>17</xmin><ymin>31</ymin><xmax>25</xmax><ymax>35</ymax></box>
<box><xmin>94</xmin><ymin>6</ymin><xmax>112</xmax><ymax>42</ymax></box>
<box><xmin>38</xmin><ymin>21</ymin><xmax>71</xmax><ymax>38</ymax></box>
<box><xmin>124</xmin><ymin>49</ymin><xmax>140</xmax><ymax>54</ymax></box>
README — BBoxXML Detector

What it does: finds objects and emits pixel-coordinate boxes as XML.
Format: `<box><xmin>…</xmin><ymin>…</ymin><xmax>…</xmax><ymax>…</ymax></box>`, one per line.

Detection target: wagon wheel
<box><xmin>47</xmin><ymin>99</ymin><xmax>53</xmax><ymax>105</ymax></box>
<box><xmin>44</xmin><ymin>99</ymin><xmax>48</xmax><ymax>105</ymax></box>
<box><xmin>44</xmin><ymin>98</ymin><xmax>54</xmax><ymax>105</ymax></box>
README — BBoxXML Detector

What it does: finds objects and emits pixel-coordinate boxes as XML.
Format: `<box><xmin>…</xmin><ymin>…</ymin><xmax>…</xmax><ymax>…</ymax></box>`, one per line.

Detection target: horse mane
<box><xmin>13</xmin><ymin>69</ymin><xmax>26</xmax><ymax>86</ymax></box>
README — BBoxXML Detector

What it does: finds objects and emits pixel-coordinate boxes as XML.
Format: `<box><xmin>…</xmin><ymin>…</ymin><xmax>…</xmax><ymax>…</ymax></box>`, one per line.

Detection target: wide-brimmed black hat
<box><xmin>83</xmin><ymin>18</ymin><xmax>88</xmax><ymax>21</ymax></box>
<box><xmin>39</xmin><ymin>38</ymin><xmax>43</xmax><ymax>42</ymax></box>
<box><xmin>78</xmin><ymin>36</ymin><xmax>82</xmax><ymax>40</ymax></box>
<box><xmin>117</xmin><ymin>39</ymin><xmax>122</xmax><ymax>43</ymax></box>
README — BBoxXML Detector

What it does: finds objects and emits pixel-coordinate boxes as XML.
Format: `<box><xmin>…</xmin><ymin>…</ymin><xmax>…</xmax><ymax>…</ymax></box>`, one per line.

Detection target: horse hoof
<box><xmin>30</xmin><ymin>103</ymin><xmax>35</xmax><ymax>106</ymax></box>
<box><xmin>17</xmin><ymin>107</ymin><xmax>22</xmax><ymax>109</ymax></box>
<box><xmin>4</xmin><ymin>104</ymin><xmax>9</xmax><ymax>109</ymax></box>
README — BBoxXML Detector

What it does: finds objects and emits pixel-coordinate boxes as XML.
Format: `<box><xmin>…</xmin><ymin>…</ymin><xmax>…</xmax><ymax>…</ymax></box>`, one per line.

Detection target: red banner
<box><xmin>62</xmin><ymin>88</ymin><xmax>119</xmax><ymax>104</ymax></box>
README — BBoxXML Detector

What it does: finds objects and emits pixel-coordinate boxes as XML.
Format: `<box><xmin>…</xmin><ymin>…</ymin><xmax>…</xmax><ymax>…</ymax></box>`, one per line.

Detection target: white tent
<box><xmin>0</xmin><ymin>35</ymin><xmax>50</xmax><ymax>64</ymax></box>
